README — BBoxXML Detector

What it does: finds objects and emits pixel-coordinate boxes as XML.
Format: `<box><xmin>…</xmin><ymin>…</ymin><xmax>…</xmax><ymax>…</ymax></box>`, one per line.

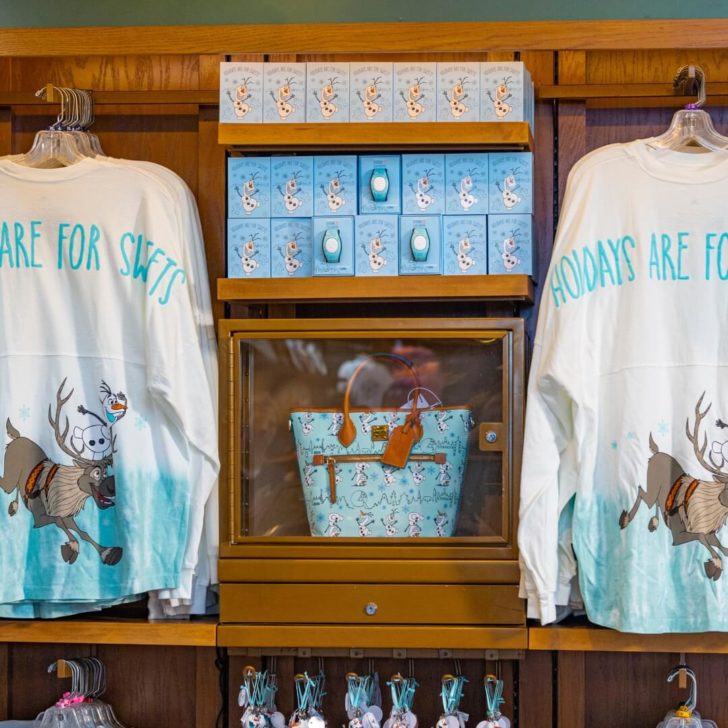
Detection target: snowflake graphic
<box><xmin>657</xmin><ymin>421</ymin><xmax>669</xmax><ymax>436</ymax></box>
<box><xmin>18</xmin><ymin>405</ymin><xmax>30</xmax><ymax>421</ymax></box>
<box><xmin>134</xmin><ymin>415</ymin><xmax>148</xmax><ymax>431</ymax></box>
<box><xmin>626</xmin><ymin>431</ymin><xmax>637</xmax><ymax>441</ymax></box>
<box><xmin>611</xmin><ymin>441</ymin><xmax>618</xmax><ymax>450</ymax></box>
<box><xmin>316</xmin><ymin>512</ymin><xmax>326</xmax><ymax>524</ymax></box>
<box><xmin>427</xmin><ymin>465</ymin><xmax>437</xmax><ymax>476</ymax></box>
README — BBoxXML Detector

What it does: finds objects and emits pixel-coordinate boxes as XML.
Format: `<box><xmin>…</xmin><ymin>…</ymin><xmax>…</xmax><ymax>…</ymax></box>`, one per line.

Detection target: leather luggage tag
<box><xmin>381</xmin><ymin>418</ymin><xmax>422</xmax><ymax>468</ymax></box>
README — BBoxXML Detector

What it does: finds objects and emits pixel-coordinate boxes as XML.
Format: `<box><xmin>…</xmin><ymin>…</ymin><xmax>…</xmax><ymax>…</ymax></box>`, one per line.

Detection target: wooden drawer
<box><xmin>220</xmin><ymin>583</ymin><xmax>523</xmax><ymax>625</ymax></box>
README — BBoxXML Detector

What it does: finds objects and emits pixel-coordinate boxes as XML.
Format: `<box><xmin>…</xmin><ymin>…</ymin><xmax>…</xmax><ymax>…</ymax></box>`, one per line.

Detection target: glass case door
<box><xmin>221</xmin><ymin>318</ymin><xmax>523</xmax><ymax>558</ymax></box>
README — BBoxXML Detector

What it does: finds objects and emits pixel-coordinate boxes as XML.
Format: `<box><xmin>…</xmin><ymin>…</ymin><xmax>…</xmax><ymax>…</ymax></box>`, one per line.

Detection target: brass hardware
<box><xmin>371</xmin><ymin>425</ymin><xmax>389</xmax><ymax>441</ymax></box>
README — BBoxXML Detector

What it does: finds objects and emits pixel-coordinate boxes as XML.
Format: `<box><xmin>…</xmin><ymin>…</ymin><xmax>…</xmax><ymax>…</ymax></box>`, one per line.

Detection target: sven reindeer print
<box><xmin>620</xmin><ymin>393</ymin><xmax>728</xmax><ymax>580</ymax></box>
<box><xmin>0</xmin><ymin>379</ymin><xmax>126</xmax><ymax>566</ymax></box>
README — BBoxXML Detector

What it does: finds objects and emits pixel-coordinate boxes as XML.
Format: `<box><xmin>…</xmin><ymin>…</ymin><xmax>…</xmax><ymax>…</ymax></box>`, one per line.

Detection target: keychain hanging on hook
<box><xmin>383</xmin><ymin>671</ymin><xmax>418</xmax><ymax>728</ymax></box>
<box><xmin>475</xmin><ymin>675</ymin><xmax>509</xmax><ymax>728</ymax></box>
<box><xmin>436</xmin><ymin>670</ymin><xmax>469</xmax><ymax>728</ymax></box>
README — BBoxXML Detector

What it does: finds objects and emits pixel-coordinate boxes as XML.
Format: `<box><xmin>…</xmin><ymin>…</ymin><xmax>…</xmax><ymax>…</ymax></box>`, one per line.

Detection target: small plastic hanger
<box><xmin>649</xmin><ymin>64</ymin><xmax>728</xmax><ymax>153</ymax></box>
<box><xmin>18</xmin><ymin>84</ymin><xmax>86</xmax><ymax>167</ymax></box>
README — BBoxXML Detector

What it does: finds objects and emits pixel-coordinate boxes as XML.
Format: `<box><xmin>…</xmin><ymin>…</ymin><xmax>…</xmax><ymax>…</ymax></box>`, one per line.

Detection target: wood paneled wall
<box><xmin>0</xmin><ymin>30</ymin><xmax>726</xmax><ymax>728</ymax></box>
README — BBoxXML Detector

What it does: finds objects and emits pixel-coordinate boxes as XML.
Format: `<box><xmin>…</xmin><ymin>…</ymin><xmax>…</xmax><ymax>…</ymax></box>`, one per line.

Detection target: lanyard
<box><xmin>484</xmin><ymin>676</ymin><xmax>504</xmax><ymax>719</ymax></box>
<box><xmin>440</xmin><ymin>675</ymin><xmax>467</xmax><ymax>715</ymax></box>
<box><xmin>388</xmin><ymin>675</ymin><xmax>417</xmax><ymax>713</ymax></box>
<box><xmin>347</xmin><ymin>674</ymin><xmax>369</xmax><ymax>712</ymax></box>
<box><xmin>295</xmin><ymin>674</ymin><xmax>314</xmax><ymax>715</ymax></box>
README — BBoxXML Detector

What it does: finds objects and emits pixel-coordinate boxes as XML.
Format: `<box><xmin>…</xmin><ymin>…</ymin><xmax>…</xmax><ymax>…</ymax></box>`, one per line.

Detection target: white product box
<box><xmin>393</xmin><ymin>62</ymin><xmax>437</xmax><ymax>122</ymax></box>
<box><xmin>263</xmin><ymin>63</ymin><xmax>306</xmax><ymax>123</ymax></box>
<box><xmin>437</xmin><ymin>63</ymin><xmax>480</xmax><ymax>122</ymax></box>
<box><xmin>350</xmin><ymin>63</ymin><xmax>393</xmax><ymax>122</ymax></box>
<box><xmin>480</xmin><ymin>62</ymin><xmax>533</xmax><ymax>123</ymax></box>
<box><xmin>306</xmin><ymin>63</ymin><xmax>350</xmax><ymax>122</ymax></box>
<box><xmin>219</xmin><ymin>62</ymin><xmax>264</xmax><ymax>124</ymax></box>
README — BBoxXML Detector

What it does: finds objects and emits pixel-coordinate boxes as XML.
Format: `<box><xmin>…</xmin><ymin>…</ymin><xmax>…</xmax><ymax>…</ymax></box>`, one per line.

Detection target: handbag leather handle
<box><xmin>337</xmin><ymin>353</ymin><xmax>422</xmax><ymax>447</ymax></box>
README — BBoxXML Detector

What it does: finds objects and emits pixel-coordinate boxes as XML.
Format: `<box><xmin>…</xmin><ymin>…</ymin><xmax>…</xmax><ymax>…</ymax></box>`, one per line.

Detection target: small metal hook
<box><xmin>673</xmin><ymin>64</ymin><xmax>707</xmax><ymax>109</ymax></box>
<box><xmin>667</xmin><ymin>664</ymin><xmax>698</xmax><ymax>712</ymax></box>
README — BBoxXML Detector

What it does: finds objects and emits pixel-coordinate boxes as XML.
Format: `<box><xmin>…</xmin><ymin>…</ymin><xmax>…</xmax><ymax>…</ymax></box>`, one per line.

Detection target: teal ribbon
<box><xmin>388</xmin><ymin>676</ymin><xmax>418</xmax><ymax>713</ymax></box>
<box><xmin>441</xmin><ymin>676</ymin><xmax>467</xmax><ymax>715</ymax></box>
<box><xmin>295</xmin><ymin>674</ymin><xmax>314</xmax><ymax>715</ymax></box>
<box><xmin>484</xmin><ymin>677</ymin><xmax>504</xmax><ymax>719</ymax></box>
<box><xmin>312</xmin><ymin>672</ymin><xmax>326</xmax><ymax>713</ymax></box>
<box><xmin>347</xmin><ymin>675</ymin><xmax>369</xmax><ymax>712</ymax></box>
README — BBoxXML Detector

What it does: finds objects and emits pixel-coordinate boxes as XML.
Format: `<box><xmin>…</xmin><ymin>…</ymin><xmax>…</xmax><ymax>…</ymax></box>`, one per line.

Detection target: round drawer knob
<box><xmin>485</xmin><ymin>430</ymin><xmax>498</xmax><ymax>443</ymax></box>
<box><xmin>364</xmin><ymin>602</ymin><xmax>378</xmax><ymax>616</ymax></box>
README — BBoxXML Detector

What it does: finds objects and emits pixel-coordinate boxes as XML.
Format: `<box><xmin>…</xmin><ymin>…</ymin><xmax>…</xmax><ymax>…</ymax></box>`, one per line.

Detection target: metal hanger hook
<box><xmin>673</xmin><ymin>64</ymin><xmax>707</xmax><ymax>109</ymax></box>
<box><xmin>667</xmin><ymin>664</ymin><xmax>698</xmax><ymax>712</ymax></box>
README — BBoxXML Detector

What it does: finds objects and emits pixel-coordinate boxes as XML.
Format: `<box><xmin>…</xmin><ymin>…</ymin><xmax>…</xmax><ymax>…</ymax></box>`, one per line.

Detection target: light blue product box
<box><xmin>393</xmin><ymin>62</ymin><xmax>437</xmax><ymax>123</ymax></box>
<box><xmin>270</xmin><ymin>156</ymin><xmax>314</xmax><ymax>218</ymax></box>
<box><xmin>488</xmin><ymin>152</ymin><xmax>533</xmax><ymax>215</ymax></box>
<box><xmin>227</xmin><ymin>219</ymin><xmax>271</xmax><ymax>278</ymax></box>
<box><xmin>480</xmin><ymin>62</ymin><xmax>531</xmax><ymax>123</ymax></box>
<box><xmin>437</xmin><ymin>63</ymin><xmax>480</xmax><ymax>122</ymax></box>
<box><xmin>358</xmin><ymin>155</ymin><xmax>401</xmax><ymax>215</ymax></box>
<box><xmin>349</xmin><ymin>63</ymin><xmax>393</xmax><ymax>122</ymax></box>
<box><xmin>227</xmin><ymin>156</ymin><xmax>271</xmax><ymax>218</ymax></box>
<box><xmin>263</xmin><ymin>63</ymin><xmax>306</xmax><ymax>123</ymax></box>
<box><xmin>306</xmin><ymin>63</ymin><xmax>350</xmax><ymax>123</ymax></box>
<box><xmin>398</xmin><ymin>215</ymin><xmax>442</xmax><ymax>276</ymax></box>
<box><xmin>401</xmin><ymin>153</ymin><xmax>445</xmax><ymax>216</ymax></box>
<box><xmin>442</xmin><ymin>215</ymin><xmax>487</xmax><ymax>276</ymax></box>
<box><xmin>355</xmin><ymin>215</ymin><xmax>399</xmax><ymax>277</ymax></box>
<box><xmin>271</xmin><ymin>218</ymin><xmax>313</xmax><ymax>278</ymax></box>
<box><xmin>219</xmin><ymin>62</ymin><xmax>264</xmax><ymax>124</ymax></box>
<box><xmin>445</xmin><ymin>153</ymin><xmax>489</xmax><ymax>215</ymax></box>
<box><xmin>488</xmin><ymin>214</ymin><xmax>533</xmax><ymax>276</ymax></box>
<box><xmin>312</xmin><ymin>216</ymin><xmax>355</xmax><ymax>276</ymax></box>
<box><xmin>313</xmin><ymin>155</ymin><xmax>358</xmax><ymax>217</ymax></box>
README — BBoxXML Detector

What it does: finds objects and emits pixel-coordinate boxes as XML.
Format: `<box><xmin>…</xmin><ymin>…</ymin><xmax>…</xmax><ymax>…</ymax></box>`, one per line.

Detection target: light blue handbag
<box><xmin>290</xmin><ymin>353</ymin><xmax>472</xmax><ymax>537</ymax></box>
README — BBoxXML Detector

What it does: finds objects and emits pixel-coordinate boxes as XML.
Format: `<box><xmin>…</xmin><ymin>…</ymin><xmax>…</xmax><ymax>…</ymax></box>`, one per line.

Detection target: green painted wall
<box><xmin>0</xmin><ymin>0</ymin><xmax>725</xmax><ymax>27</ymax></box>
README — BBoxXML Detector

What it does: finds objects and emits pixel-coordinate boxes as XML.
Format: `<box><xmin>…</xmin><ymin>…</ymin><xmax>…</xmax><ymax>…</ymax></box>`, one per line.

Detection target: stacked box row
<box><xmin>220</xmin><ymin>61</ymin><xmax>534</xmax><ymax>126</ymax></box>
<box><xmin>227</xmin><ymin>152</ymin><xmax>533</xmax><ymax>279</ymax></box>
<box><xmin>227</xmin><ymin>214</ymin><xmax>533</xmax><ymax>278</ymax></box>
<box><xmin>228</xmin><ymin>152</ymin><xmax>533</xmax><ymax>218</ymax></box>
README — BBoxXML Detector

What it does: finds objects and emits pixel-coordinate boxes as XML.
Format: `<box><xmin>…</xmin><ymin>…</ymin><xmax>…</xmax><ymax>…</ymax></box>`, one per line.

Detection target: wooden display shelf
<box><xmin>218</xmin><ymin>274</ymin><xmax>534</xmax><ymax>304</ymax></box>
<box><xmin>0</xmin><ymin>618</ymin><xmax>217</xmax><ymax>646</ymax></box>
<box><xmin>219</xmin><ymin>122</ymin><xmax>532</xmax><ymax>151</ymax></box>
<box><xmin>529</xmin><ymin>625</ymin><xmax>728</xmax><ymax>654</ymax></box>
<box><xmin>219</xmin><ymin>624</ymin><xmax>527</xmax><ymax>650</ymax></box>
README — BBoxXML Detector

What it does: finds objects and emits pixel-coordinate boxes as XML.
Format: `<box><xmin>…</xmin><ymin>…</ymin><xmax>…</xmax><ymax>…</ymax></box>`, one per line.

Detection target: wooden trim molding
<box><xmin>0</xmin><ymin>20</ymin><xmax>727</xmax><ymax>56</ymax></box>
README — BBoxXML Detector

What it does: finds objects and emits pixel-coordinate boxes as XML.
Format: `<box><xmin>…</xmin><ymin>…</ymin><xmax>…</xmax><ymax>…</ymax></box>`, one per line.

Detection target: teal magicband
<box><xmin>410</xmin><ymin>227</ymin><xmax>430</xmax><ymax>262</ymax></box>
<box><xmin>370</xmin><ymin>167</ymin><xmax>389</xmax><ymax>202</ymax></box>
<box><xmin>322</xmin><ymin>227</ymin><xmax>343</xmax><ymax>263</ymax></box>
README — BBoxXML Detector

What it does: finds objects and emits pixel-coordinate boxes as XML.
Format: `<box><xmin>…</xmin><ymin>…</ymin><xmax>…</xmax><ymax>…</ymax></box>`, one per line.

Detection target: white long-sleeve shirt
<box><xmin>520</xmin><ymin>139</ymin><xmax>728</xmax><ymax>632</ymax></box>
<box><xmin>0</xmin><ymin>157</ymin><xmax>218</xmax><ymax>617</ymax></box>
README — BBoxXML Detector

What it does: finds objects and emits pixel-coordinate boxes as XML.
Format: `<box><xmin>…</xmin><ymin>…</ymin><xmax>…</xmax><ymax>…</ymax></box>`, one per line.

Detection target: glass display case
<box><xmin>218</xmin><ymin>318</ymin><xmax>525</xmax><ymax>637</ymax></box>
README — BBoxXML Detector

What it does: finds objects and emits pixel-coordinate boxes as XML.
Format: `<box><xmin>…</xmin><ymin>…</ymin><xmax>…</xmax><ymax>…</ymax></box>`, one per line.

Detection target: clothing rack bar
<box><xmin>0</xmin><ymin>90</ymin><xmax>219</xmax><ymax>107</ymax></box>
<box><xmin>538</xmin><ymin>82</ymin><xmax>728</xmax><ymax>101</ymax></box>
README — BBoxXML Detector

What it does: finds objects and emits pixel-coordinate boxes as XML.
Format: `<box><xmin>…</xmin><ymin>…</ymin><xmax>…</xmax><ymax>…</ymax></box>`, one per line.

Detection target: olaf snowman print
<box><xmin>357</xmin><ymin>76</ymin><xmax>382</xmax><ymax>118</ymax></box>
<box><xmin>227</xmin><ymin>77</ymin><xmax>253</xmax><ymax>119</ymax></box>
<box><xmin>278</xmin><ymin>232</ymin><xmax>305</xmax><ymax>276</ymax></box>
<box><xmin>450</xmin><ymin>230</ymin><xmax>476</xmax><ymax>273</ymax></box>
<box><xmin>235</xmin><ymin>235</ymin><xmax>261</xmax><ymax>276</ymax></box>
<box><xmin>278</xmin><ymin>170</ymin><xmax>304</xmax><ymax>214</ymax></box>
<box><xmin>235</xmin><ymin>173</ymin><xmax>260</xmax><ymax>215</ymax></box>
<box><xmin>362</xmin><ymin>230</ymin><xmax>387</xmax><ymax>273</ymax></box>
<box><xmin>410</xmin><ymin>168</ymin><xmax>436</xmax><ymax>211</ymax></box>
